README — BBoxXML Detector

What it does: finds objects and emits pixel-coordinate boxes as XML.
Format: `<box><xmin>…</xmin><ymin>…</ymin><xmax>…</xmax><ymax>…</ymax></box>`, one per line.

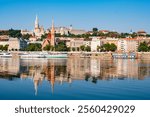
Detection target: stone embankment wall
<box><xmin>138</xmin><ymin>52</ymin><xmax>150</xmax><ymax>59</ymax></box>
<box><xmin>69</xmin><ymin>52</ymin><xmax>150</xmax><ymax>60</ymax></box>
<box><xmin>68</xmin><ymin>52</ymin><xmax>112</xmax><ymax>60</ymax></box>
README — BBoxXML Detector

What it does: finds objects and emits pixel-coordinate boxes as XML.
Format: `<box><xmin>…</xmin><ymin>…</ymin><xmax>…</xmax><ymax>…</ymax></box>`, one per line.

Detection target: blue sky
<box><xmin>0</xmin><ymin>0</ymin><xmax>150</xmax><ymax>33</ymax></box>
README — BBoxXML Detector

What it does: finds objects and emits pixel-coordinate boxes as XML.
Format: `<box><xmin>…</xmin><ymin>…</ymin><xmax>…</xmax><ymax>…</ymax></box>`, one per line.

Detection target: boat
<box><xmin>112</xmin><ymin>53</ymin><xmax>137</xmax><ymax>59</ymax></box>
<box><xmin>0</xmin><ymin>52</ymin><xmax>12</xmax><ymax>58</ymax></box>
<box><xmin>19</xmin><ymin>52</ymin><xmax>68</xmax><ymax>59</ymax></box>
<box><xmin>44</xmin><ymin>53</ymin><xmax>68</xmax><ymax>58</ymax></box>
<box><xmin>19</xmin><ymin>53</ymin><xmax>45</xmax><ymax>59</ymax></box>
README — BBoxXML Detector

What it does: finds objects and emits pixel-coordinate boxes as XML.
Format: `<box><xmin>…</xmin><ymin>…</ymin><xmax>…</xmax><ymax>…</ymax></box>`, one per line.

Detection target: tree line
<box><xmin>138</xmin><ymin>42</ymin><xmax>150</xmax><ymax>52</ymax></box>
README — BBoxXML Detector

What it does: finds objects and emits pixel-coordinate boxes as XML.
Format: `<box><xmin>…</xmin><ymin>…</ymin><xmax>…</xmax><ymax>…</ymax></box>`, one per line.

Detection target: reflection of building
<box><xmin>33</xmin><ymin>69</ymin><xmax>44</xmax><ymax>95</ymax></box>
<box><xmin>1</xmin><ymin>58</ymin><xmax>150</xmax><ymax>95</ymax></box>
<box><xmin>67</xmin><ymin>58</ymin><xmax>94</xmax><ymax>79</ymax></box>
<box><xmin>116</xmin><ymin>59</ymin><xmax>139</xmax><ymax>78</ymax></box>
<box><xmin>0</xmin><ymin>58</ymin><xmax>20</xmax><ymax>75</ymax></box>
<box><xmin>46</xmin><ymin>63</ymin><xmax>55</xmax><ymax>93</ymax></box>
<box><xmin>90</xmin><ymin>59</ymin><xmax>100</xmax><ymax>77</ymax></box>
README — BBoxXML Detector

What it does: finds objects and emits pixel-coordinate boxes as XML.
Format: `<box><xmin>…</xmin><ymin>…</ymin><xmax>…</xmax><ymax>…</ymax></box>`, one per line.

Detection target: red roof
<box><xmin>47</xmin><ymin>33</ymin><xmax>51</xmax><ymax>39</ymax></box>
<box><xmin>123</xmin><ymin>38</ymin><xmax>138</xmax><ymax>40</ymax></box>
<box><xmin>99</xmin><ymin>30</ymin><xmax>109</xmax><ymax>32</ymax></box>
<box><xmin>137</xmin><ymin>30</ymin><xmax>146</xmax><ymax>33</ymax></box>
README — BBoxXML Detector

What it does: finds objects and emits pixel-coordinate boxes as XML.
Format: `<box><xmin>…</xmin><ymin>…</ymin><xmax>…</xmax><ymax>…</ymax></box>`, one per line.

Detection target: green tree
<box><xmin>72</xmin><ymin>47</ymin><xmax>76</xmax><ymax>51</ymax></box>
<box><xmin>85</xmin><ymin>46</ymin><xmax>91</xmax><ymax>52</ymax></box>
<box><xmin>40</xmin><ymin>34</ymin><xmax>48</xmax><ymax>41</ymax></box>
<box><xmin>77</xmin><ymin>47</ymin><xmax>80</xmax><ymax>51</ymax></box>
<box><xmin>92</xmin><ymin>28</ymin><xmax>98</xmax><ymax>36</ymax></box>
<box><xmin>80</xmin><ymin>45</ymin><xmax>86</xmax><ymax>51</ymax></box>
<box><xmin>93</xmin><ymin>28</ymin><xmax>98</xmax><ymax>32</ymax></box>
<box><xmin>110</xmin><ymin>43</ymin><xmax>117</xmax><ymax>52</ymax></box>
<box><xmin>103</xmin><ymin>43</ymin><xmax>111</xmax><ymax>51</ymax></box>
<box><xmin>43</xmin><ymin>45</ymin><xmax>51</xmax><ymax>51</ymax></box>
<box><xmin>100</xmin><ymin>43</ymin><xmax>117</xmax><ymax>52</ymax></box>
<box><xmin>138</xmin><ymin>42</ymin><xmax>149</xmax><ymax>52</ymax></box>
<box><xmin>3</xmin><ymin>45</ymin><xmax>9</xmax><ymax>51</ymax></box>
<box><xmin>9</xmin><ymin>29</ymin><xmax>22</xmax><ymax>38</ymax></box>
<box><xmin>26</xmin><ymin>43</ymin><xmax>42</xmax><ymax>51</ymax></box>
<box><xmin>0</xmin><ymin>45</ymin><xmax>3</xmax><ymax>51</ymax></box>
<box><xmin>0</xmin><ymin>45</ymin><xmax>9</xmax><ymax>51</ymax></box>
<box><xmin>22</xmin><ymin>34</ymin><xmax>31</xmax><ymax>40</ymax></box>
<box><xmin>55</xmin><ymin>42</ymin><xmax>69</xmax><ymax>51</ymax></box>
<box><xmin>97</xmin><ymin>46</ymin><xmax>101</xmax><ymax>52</ymax></box>
<box><xmin>131</xmin><ymin>32</ymin><xmax>138</xmax><ymax>38</ymax></box>
<box><xmin>146</xmin><ymin>34</ymin><xmax>150</xmax><ymax>37</ymax></box>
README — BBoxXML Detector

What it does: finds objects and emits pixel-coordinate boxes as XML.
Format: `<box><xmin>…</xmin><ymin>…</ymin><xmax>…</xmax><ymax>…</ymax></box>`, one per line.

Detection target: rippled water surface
<box><xmin>0</xmin><ymin>58</ymin><xmax>150</xmax><ymax>100</ymax></box>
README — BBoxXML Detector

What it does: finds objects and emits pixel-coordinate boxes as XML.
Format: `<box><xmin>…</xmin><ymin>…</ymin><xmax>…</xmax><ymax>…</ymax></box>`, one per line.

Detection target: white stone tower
<box><xmin>35</xmin><ymin>15</ymin><xmax>39</xmax><ymax>29</ymax></box>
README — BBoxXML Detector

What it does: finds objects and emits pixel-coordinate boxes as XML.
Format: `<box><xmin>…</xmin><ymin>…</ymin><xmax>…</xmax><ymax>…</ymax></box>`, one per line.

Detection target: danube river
<box><xmin>0</xmin><ymin>58</ymin><xmax>150</xmax><ymax>100</ymax></box>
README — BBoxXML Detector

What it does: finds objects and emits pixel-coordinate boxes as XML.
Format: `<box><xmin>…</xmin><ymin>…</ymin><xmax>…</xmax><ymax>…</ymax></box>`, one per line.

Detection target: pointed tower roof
<box><xmin>36</xmin><ymin>14</ymin><xmax>38</xmax><ymax>20</ymax></box>
<box><xmin>35</xmin><ymin>14</ymin><xmax>39</xmax><ymax>29</ymax></box>
<box><xmin>51</xmin><ymin>18</ymin><xmax>55</xmax><ymax>32</ymax></box>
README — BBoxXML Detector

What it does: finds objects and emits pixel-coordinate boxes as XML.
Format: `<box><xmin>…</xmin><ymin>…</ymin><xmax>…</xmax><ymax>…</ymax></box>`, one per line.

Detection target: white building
<box><xmin>0</xmin><ymin>35</ymin><xmax>9</xmax><ymax>46</ymax></box>
<box><xmin>0</xmin><ymin>41</ymin><xmax>8</xmax><ymax>46</ymax></box>
<box><xmin>53</xmin><ymin>25</ymin><xmax>86</xmax><ymax>35</ymax></box>
<box><xmin>70</xmin><ymin>29</ymin><xmax>86</xmax><ymax>35</ymax></box>
<box><xmin>55</xmin><ymin>27</ymin><xmax>70</xmax><ymax>35</ymax></box>
<box><xmin>8</xmin><ymin>38</ymin><xmax>27</xmax><ymax>51</ymax></box>
<box><xmin>91</xmin><ymin>37</ymin><xmax>101</xmax><ymax>52</ymax></box>
<box><xmin>117</xmin><ymin>38</ymin><xmax>138</xmax><ymax>53</ymax></box>
<box><xmin>21</xmin><ymin>29</ymin><xmax>33</xmax><ymax>35</ymax></box>
<box><xmin>69</xmin><ymin>38</ymin><xmax>91</xmax><ymax>51</ymax></box>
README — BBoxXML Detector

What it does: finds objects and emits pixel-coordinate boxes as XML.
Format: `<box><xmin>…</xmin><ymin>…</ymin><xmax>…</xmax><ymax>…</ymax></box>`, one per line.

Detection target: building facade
<box><xmin>8</xmin><ymin>38</ymin><xmax>27</xmax><ymax>51</ymax></box>
<box><xmin>69</xmin><ymin>38</ymin><xmax>91</xmax><ymax>51</ymax></box>
<box><xmin>91</xmin><ymin>37</ymin><xmax>101</xmax><ymax>52</ymax></box>
<box><xmin>42</xmin><ymin>19</ymin><xmax>55</xmax><ymax>49</ymax></box>
<box><xmin>0</xmin><ymin>35</ymin><xmax>9</xmax><ymax>46</ymax></box>
<box><xmin>117</xmin><ymin>38</ymin><xmax>138</xmax><ymax>53</ymax></box>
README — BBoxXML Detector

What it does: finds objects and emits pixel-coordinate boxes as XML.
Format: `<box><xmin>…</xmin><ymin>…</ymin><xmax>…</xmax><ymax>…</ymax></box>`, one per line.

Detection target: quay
<box><xmin>0</xmin><ymin>51</ymin><xmax>150</xmax><ymax>59</ymax></box>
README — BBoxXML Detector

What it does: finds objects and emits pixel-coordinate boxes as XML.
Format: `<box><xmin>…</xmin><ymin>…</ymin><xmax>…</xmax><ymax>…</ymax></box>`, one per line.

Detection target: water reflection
<box><xmin>0</xmin><ymin>58</ymin><xmax>150</xmax><ymax>95</ymax></box>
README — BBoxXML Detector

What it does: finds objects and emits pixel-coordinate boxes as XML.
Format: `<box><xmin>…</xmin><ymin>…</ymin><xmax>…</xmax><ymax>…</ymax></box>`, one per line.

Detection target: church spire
<box><xmin>51</xmin><ymin>18</ymin><xmax>55</xmax><ymax>33</ymax></box>
<box><xmin>35</xmin><ymin>15</ymin><xmax>39</xmax><ymax>29</ymax></box>
<box><xmin>51</xmin><ymin>18</ymin><xmax>55</xmax><ymax>46</ymax></box>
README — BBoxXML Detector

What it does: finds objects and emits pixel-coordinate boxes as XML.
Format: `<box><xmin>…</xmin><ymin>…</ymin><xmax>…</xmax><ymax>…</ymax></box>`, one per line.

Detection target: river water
<box><xmin>0</xmin><ymin>58</ymin><xmax>150</xmax><ymax>100</ymax></box>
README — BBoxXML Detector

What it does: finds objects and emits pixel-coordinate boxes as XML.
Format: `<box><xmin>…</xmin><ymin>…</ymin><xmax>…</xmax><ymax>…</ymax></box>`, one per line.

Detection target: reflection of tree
<box><xmin>92</xmin><ymin>77</ymin><xmax>97</xmax><ymax>84</ymax></box>
<box><xmin>0</xmin><ymin>73</ymin><xmax>19</xmax><ymax>80</ymax></box>
<box><xmin>85</xmin><ymin>73</ymin><xmax>90</xmax><ymax>81</ymax></box>
<box><xmin>85</xmin><ymin>73</ymin><xmax>98</xmax><ymax>84</ymax></box>
<box><xmin>55</xmin><ymin>66</ymin><xmax>67</xmax><ymax>76</ymax></box>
